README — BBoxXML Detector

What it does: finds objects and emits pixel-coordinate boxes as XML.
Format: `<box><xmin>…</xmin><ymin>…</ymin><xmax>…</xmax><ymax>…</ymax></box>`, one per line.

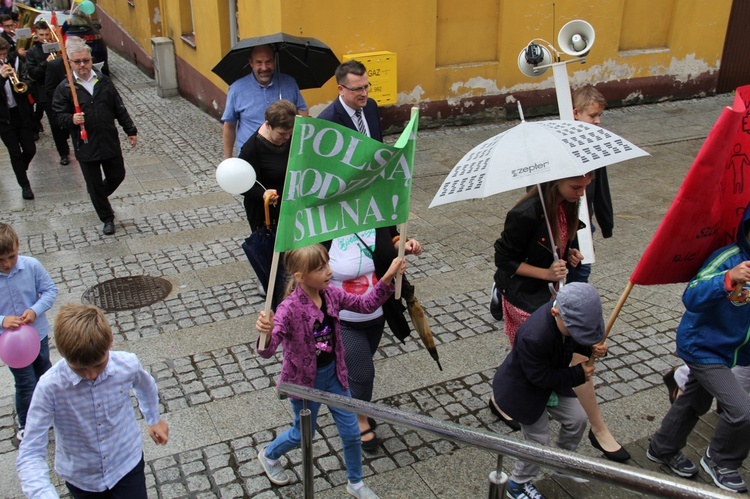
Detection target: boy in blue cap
<box><xmin>492</xmin><ymin>282</ymin><xmax>607</xmax><ymax>499</ymax></box>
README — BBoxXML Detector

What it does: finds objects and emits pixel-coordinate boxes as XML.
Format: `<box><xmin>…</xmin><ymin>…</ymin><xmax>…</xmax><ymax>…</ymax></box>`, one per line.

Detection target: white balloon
<box><xmin>216</xmin><ymin>158</ymin><xmax>256</xmax><ymax>195</ymax></box>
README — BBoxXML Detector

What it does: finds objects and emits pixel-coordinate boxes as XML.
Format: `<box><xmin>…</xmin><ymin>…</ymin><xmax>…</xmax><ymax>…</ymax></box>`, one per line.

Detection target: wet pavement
<box><xmin>0</xmin><ymin>49</ymin><xmax>743</xmax><ymax>498</ymax></box>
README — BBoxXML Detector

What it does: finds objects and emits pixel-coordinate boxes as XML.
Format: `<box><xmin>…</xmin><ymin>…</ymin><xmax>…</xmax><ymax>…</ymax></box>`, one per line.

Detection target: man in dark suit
<box><xmin>316</xmin><ymin>59</ymin><xmax>387</xmax><ymax>452</ymax></box>
<box><xmin>0</xmin><ymin>14</ymin><xmax>26</xmax><ymax>58</ymax></box>
<box><xmin>26</xmin><ymin>21</ymin><xmax>69</xmax><ymax>155</ymax></box>
<box><xmin>0</xmin><ymin>36</ymin><xmax>36</xmax><ymax>199</ymax></box>
<box><xmin>317</xmin><ymin>60</ymin><xmax>382</xmax><ymax>141</ymax></box>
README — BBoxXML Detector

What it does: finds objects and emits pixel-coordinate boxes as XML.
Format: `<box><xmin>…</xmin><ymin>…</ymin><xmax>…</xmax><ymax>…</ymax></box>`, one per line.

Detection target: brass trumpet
<box><xmin>9</xmin><ymin>69</ymin><xmax>28</xmax><ymax>94</ymax></box>
<box><xmin>41</xmin><ymin>19</ymin><xmax>62</xmax><ymax>59</ymax></box>
<box><xmin>1</xmin><ymin>61</ymin><xmax>29</xmax><ymax>93</ymax></box>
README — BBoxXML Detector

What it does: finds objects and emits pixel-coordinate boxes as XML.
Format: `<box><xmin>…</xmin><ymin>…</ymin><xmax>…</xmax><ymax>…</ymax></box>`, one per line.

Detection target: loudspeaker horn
<box><xmin>557</xmin><ymin>20</ymin><xmax>595</xmax><ymax>57</ymax></box>
<box><xmin>517</xmin><ymin>43</ymin><xmax>552</xmax><ymax>78</ymax></box>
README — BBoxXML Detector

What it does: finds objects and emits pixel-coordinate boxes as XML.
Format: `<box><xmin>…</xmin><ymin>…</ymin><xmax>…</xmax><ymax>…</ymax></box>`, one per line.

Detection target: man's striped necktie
<box><xmin>354</xmin><ymin>109</ymin><xmax>368</xmax><ymax>136</ymax></box>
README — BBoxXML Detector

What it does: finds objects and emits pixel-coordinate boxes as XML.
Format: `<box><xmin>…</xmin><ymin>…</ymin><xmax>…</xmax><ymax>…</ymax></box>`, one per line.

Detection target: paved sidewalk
<box><xmin>0</xmin><ymin>49</ymin><xmax>743</xmax><ymax>498</ymax></box>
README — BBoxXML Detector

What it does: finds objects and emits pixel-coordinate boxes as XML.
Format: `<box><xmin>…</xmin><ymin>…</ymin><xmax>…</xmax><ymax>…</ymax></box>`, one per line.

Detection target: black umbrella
<box><xmin>212</xmin><ymin>33</ymin><xmax>340</xmax><ymax>89</ymax></box>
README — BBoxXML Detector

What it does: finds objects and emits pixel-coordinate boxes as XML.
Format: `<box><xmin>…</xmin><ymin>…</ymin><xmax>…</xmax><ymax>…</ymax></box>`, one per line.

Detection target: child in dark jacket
<box><xmin>492</xmin><ymin>283</ymin><xmax>606</xmax><ymax>499</ymax></box>
<box><xmin>255</xmin><ymin>244</ymin><xmax>404</xmax><ymax>499</ymax></box>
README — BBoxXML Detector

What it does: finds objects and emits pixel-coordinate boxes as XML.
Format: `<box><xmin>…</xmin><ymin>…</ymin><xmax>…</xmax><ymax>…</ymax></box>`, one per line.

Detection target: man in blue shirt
<box><xmin>221</xmin><ymin>44</ymin><xmax>308</xmax><ymax>158</ymax></box>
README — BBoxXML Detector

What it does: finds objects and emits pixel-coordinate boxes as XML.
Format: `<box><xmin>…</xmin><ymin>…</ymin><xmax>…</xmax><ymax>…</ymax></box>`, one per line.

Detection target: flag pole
<box><xmin>55</xmin><ymin>27</ymin><xmax>88</xmax><ymax>143</ymax></box>
<box><xmin>586</xmin><ymin>280</ymin><xmax>745</xmax><ymax>368</ymax></box>
<box><xmin>586</xmin><ymin>281</ymin><xmax>634</xmax><ymax>367</ymax></box>
<box><xmin>395</xmin><ymin>106</ymin><xmax>419</xmax><ymax>299</ymax></box>
<box><xmin>395</xmin><ymin>223</ymin><xmax>406</xmax><ymax>299</ymax></box>
<box><xmin>259</xmin><ymin>251</ymin><xmax>281</xmax><ymax>348</ymax></box>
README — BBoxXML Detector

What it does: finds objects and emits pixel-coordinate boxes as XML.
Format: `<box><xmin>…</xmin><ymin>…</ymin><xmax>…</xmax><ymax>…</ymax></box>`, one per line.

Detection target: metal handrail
<box><xmin>278</xmin><ymin>382</ymin><xmax>733</xmax><ymax>499</ymax></box>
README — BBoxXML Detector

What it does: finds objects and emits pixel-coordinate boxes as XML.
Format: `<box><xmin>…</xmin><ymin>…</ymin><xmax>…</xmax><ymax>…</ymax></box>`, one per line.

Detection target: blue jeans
<box><xmin>567</xmin><ymin>263</ymin><xmax>592</xmax><ymax>284</ymax></box>
<box><xmin>9</xmin><ymin>336</ymin><xmax>52</xmax><ymax>428</ymax></box>
<box><xmin>266</xmin><ymin>360</ymin><xmax>363</xmax><ymax>483</ymax></box>
<box><xmin>66</xmin><ymin>455</ymin><xmax>146</xmax><ymax>498</ymax></box>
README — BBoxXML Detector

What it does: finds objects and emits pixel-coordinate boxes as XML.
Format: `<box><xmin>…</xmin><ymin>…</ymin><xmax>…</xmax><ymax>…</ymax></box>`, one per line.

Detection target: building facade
<box><xmin>95</xmin><ymin>0</ymin><xmax>736</xmax><ymax>130</ymax></box>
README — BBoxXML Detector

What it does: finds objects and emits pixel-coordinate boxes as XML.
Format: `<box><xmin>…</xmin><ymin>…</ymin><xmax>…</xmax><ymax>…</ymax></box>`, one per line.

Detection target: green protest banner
<box><xmin>274</xmin><ymin>111</ymin><xmax>419</xmax><ymax>252</ymax></box>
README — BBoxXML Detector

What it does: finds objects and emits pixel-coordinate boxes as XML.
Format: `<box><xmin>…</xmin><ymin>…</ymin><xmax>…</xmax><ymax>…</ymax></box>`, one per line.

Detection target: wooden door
<box><xmin>717</xmin><ymin>0</ymin><xmax>750</xmax><ymax>93</ymax></box>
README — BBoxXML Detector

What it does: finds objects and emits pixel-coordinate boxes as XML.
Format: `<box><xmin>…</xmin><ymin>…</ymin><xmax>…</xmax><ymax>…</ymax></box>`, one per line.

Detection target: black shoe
<box><xmin>663</xmin><ymin>367</ymin><xmax>680</xmax><ymax>404</ymax></box>
<box><xmin>589</xmin><ymin>428</ymin><xmax>631</xmax><ymax>462</ymax></box>
<box><xmin>102</xmin><ymin>220</ymin><xmax>115</xmax><ymax>235</ymax></box>
<box><xmin>360</xmin><ymin>428</ymin><xmax>380</xmax><ymax>453</ymax></box>
<box><xmin>21</xmin><ymin>185</ymin><xmax>34</xmax><ymax>199</ymax></box>
<box><xmin>488</xmin><ymin>396</ymin><xmax>520</xmax><ymax>431</ymax></box>
<box><xmin>59</xmin><ymin>155</ymin><xmax>70</xmax><ymax>166</ymax></box>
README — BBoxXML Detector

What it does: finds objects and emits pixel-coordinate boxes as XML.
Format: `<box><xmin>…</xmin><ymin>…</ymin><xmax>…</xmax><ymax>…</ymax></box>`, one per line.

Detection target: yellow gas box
<box><xmin>342</xmin><ymin>51</ymin><xmax>397</xmax><ymax>106</ymax></box>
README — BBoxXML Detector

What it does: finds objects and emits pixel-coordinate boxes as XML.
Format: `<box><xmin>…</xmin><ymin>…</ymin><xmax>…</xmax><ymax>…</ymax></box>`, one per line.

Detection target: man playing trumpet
<box><xmin>0</xmin><ymin>36</ymin><xmax>36</xmax><ymax>200</ymax></box>
<box><xmin>26</xmin><ymin>20</ymin><xmax>70</xmax><ymax>164</ymax></box>
<box><xmin>0</xmin><ymin>14</ymin><xmax>26</xmax><ymax>58</ymax></box>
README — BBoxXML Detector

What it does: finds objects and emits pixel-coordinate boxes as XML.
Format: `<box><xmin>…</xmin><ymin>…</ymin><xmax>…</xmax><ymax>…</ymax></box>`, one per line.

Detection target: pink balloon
<box><xmin>0</xmin><ymin>325</ymin><xmax>41</xmax><ymax>369</ymax></box>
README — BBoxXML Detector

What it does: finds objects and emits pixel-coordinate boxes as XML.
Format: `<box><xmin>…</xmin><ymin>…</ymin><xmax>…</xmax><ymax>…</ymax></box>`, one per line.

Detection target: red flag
<box><xmin>630</xmin><ymin>85</ymin><xmax>750</xmax><ymax>285</ymax></box>
<box><xmin>50</xmin><ymin>11</ymin><xmax>57</xmax><ymax>28</ymax></box>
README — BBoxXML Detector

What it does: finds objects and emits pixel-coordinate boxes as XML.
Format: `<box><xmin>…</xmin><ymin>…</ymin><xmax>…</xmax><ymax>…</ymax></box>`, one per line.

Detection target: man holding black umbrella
<box><xmin>221</xmin><ymin>45</ymin><xmax>307</xmax><ymax>159</ymax></box>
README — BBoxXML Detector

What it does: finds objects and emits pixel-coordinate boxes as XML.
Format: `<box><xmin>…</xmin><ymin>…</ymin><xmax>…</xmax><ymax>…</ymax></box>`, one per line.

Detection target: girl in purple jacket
<box><xmin>255</xmin><ymin>244</ymin><xmax>403</xmax><ymax>499</ymax></box>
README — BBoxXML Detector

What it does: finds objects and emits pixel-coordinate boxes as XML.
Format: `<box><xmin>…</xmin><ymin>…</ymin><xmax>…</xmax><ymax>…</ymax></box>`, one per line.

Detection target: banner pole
<box><xmin>394</xmin><ymin>106</ymin><xmax>419</xmax><ymax>299</ymax></box>
<box><xmin>259</xmin><ymin>251</ymin><xmax>281</xmax><ymax>348</ymax></box>
<box><xmin>395</xmin><ymin>223</ymin><xmax>406</xmax><ymax>299</ymax></box>
<box><xmin>586</xmin><ymin>280</ymin><xmax>634</xmax><ymax>367</ymax></box>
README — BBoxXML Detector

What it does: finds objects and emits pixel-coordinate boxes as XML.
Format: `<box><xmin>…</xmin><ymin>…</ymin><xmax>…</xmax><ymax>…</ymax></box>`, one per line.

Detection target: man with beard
<box><xmin>221</xmin><ymin>44</ymin><xmax>307</xmax><ymax>159</ymax></box>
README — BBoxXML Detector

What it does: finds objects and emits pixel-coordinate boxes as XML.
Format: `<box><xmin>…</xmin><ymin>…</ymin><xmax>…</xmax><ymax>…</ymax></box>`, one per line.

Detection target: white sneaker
<box><xmin>16</xmin><ymin>428</ymin><xmax>24</xmax><ymax>442</ymax></box>
<box><xmin>346</xmin><ymin>482</ymin><xmax>379</xmax><ymax>499</ymax></box>
<box><xmin>258</xmin><ymin>447</ymin><xmax>289</xmax><ymax>485</ymax></box>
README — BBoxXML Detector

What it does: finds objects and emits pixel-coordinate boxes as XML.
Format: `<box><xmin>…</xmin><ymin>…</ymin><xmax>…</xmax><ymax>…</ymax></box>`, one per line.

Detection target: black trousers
<box><xmin>78</xmin><ymin>156</ymin><xmax>126</xmax><ymax>222</ymax></box>
<box><xmin>0</xmin><ymin>107</ymin><xmax>36</xmax><ymax>188</ymax></box>
<box><xmin>40</xmin><ymin>102</ymin><xmax>70</xmax><ymax>156</ymax></box>
<box><xmin>66</xmin><ymin>455</ymin><xmax>147</xmax><ymax>499</ymax></box>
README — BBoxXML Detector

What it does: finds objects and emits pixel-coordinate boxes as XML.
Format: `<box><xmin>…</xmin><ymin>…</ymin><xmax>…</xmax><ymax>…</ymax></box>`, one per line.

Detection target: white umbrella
<box><xmin>429</xmin><ymin>119</ymin><xmax>648</xmax><ymax>208</ymax></box>
<box><xmin>430</xmin><ymin>117</ymin><xmax>649</xmax><ymax>288</ymax></box>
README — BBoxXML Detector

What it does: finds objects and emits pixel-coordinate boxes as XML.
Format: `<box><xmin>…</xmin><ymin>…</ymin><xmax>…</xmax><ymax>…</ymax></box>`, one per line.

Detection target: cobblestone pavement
<box><xmin>0</xmin><ymin>49</ymin><xmax>743</xmax><ymax>498</ymax></box>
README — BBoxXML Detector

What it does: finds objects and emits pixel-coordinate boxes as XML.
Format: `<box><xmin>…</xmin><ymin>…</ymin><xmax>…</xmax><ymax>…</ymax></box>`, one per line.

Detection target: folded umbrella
<box><xmin>242</xmin><ymin>192</ymin><xmax>285</xmax><ymax>309</ymax></box>
<box><xmin>400</xmin><ymin>279</ymin><xmax>442</xmax><ymax>371</ymax></box>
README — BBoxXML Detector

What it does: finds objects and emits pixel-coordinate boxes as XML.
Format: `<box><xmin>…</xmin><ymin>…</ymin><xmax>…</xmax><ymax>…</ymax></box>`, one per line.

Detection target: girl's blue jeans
<box><xmin>266</xmin><ymin>360</ymin><xmax>363</xmax><ymax>483</ymax></box>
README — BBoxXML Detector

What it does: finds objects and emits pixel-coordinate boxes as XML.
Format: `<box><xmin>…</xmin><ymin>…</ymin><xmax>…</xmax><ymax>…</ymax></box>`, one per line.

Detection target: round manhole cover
<box><xmin>82</xmin><ymin>276</ymin><xmax>173</xmax><ymax>312</ymax></box>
